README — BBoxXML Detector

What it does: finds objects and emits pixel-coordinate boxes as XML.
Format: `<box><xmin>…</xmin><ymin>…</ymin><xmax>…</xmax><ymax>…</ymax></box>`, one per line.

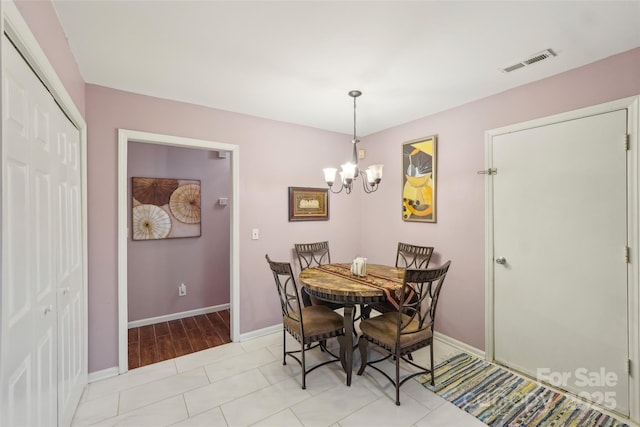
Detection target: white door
<box><xmin>1</xmin><ymin>34</ymin><xmax>58</xmax><ymax>427</ymax></box>
<box><xmin>1</xmin><ymin>35</ymin><xmax>84</xmax><ymax>427</ymax></box>
<box><xmin>492</xmin><ymin>109</ymin><xmax>629</xmax><ymax>415</ymax></box>
<box><xmin>54</xmin><ymin>99</ymin><xmax>84</xmax><ymax>427</ymax></box>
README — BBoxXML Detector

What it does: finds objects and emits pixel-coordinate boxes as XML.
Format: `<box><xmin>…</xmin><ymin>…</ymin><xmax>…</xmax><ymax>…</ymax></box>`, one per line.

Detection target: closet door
<box><xmin>1</xmin><ymin>35</ymin><xmax>58</xmax><ymax>427</ymax></box>
<box><xmin>55</xmin><ymin>99</ymin><xmax>84</xmax><ymax>427</ymax></box>
<box><xmin>1</xmin><ymin>35</ymin><xmax>84</xmax><ymax>427</ymax></box>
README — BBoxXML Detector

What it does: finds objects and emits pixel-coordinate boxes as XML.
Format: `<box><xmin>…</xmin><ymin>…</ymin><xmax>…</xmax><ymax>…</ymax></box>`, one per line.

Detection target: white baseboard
<box><xmin>88</xmin><ymin>366</ymin><xmax>119</xmax><ymax>383</ymax></box>
<box><xmin>128</xmin><ymin>304</ymin><xmax>230</xmax><ymax>328</ymax></box>
<box><xmin>434</xmin><ymin>331</ymin><xmax>486</xmax><ymax>359</ymax></box>
<box><xmin>238</xmin><ymin>324</ymin><xmax>281</xmax><ymax>342</ymax></box>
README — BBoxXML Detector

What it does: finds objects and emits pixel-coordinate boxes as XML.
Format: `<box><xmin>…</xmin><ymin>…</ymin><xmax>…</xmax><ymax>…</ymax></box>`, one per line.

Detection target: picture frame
<box><xmin>131</xmin><ymin>177</ymin><xmax>202</xmax><ymax>240</ymax></box>
<box><xmin>288</xmin><ymin>187</ymin><xmax>329</xmax><ymax>221</ymax></box>
<box><xmin>402</xmin><ymin>135</ymin><xmax>437</xmax><ymax>223</ymax></box>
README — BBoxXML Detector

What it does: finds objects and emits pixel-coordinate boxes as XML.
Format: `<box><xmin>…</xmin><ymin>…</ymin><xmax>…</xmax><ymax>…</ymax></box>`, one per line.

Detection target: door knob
<box><xmin>495</xmin><ymin>257</ymin><xmax>507</xmax><ymax>265</ymax></box>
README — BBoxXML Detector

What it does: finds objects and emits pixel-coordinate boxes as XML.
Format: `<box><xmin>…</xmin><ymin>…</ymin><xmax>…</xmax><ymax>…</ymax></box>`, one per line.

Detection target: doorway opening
<box><xmin>117</xmin><ymin>129</ymin><xmax>240</xmax><ymax>373</ymax></box>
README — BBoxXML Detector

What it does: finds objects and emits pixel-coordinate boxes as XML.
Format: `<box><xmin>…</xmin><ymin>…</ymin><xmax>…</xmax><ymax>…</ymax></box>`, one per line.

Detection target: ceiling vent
<box><xmin>501</xmin><ymin>49</ymin><xmax>557</xmax><ymax>73</ymax></box>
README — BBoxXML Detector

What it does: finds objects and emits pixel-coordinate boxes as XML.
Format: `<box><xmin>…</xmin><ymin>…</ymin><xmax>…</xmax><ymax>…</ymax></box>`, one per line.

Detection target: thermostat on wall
<box><xmin>218</xmin><ymin>197</ymin><xmax>229</xmax><ymax>206</ymax></box>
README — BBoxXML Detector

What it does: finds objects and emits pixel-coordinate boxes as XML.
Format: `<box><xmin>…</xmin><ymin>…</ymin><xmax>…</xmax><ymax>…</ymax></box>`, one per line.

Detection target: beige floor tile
<box><xmin>239</xmin><ymin>332</ymin><xmax>282</xmax><ymax>353</ymax></box>
<box><xmin>338</xmin><ymin>394</ymin><xmax>431</xmax><ymax>427</ymax></box>
<box><xmin>258</xmin><ymin>359</ymin><xmax>301</xmax><ymax>385</ymax></box>
<box><xmin>86</xmin><ymin>359</ymin><xmax>177</xmax><ymax>401</ymax></box>
<box><xmin>118</xmin><ymin>367</ymin><xmax>209</xmax><ymax>414</ymax></box>
<box><xmin>413</xmin><ymin>401</ymin><xmax>487</xmax><ymax>427</ymax></box>
<box><xmin>70</xmin><ymin>392</ymin><xmax>119</xmax><ymax>427</ymax></box>
<box><xmin>90</xmin><ymin>395</ymin><xmax>188</xmax><ymax>427</ymax></box>
<box><xmin>174</xmin><ymin>342</ymin><xmax>246</xmax><ymax>373</ymax></box>
<box><xmin>250</xmin><ymin>408</ymin><xmax>304</xmax><ymax>427</ymax></box>
<box><xmin>203</xmin><ymin>347</ymin><xmax>276</xmax><ymax>382</ymax></box>
<box><xmin>220</xmin><ymin>377</ymin><xmax>312</xmax><ymax>426</ymax></box>
<box><xmin>184</xmin><ymin>368</ymin><xmax>271</xmax><ymax>416</ymax></box>
<box><xmin>169</xmin><ymin>406</ymin><xmax>228</xmax><ymax>427</ymax></box>
<box><xmin>290</xmin><ymin>381</ymin><xmax>380</xmax><ymax>427</ymax></box>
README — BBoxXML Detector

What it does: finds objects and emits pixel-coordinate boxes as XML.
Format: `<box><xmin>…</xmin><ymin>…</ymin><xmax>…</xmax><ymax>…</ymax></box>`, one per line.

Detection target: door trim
<box><xmin>484</xmin><ymin>95</ymin><xmax>640</xmax><ymax>422</ymax></box>
<box><xmin>117</xmin><ymin>129</ymin><xmax>240</xmax><ymax>373</ymax></box>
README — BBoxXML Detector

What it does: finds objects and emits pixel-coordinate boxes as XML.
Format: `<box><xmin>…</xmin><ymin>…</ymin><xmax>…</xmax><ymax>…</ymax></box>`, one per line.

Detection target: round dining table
<box><xmin>298</xmin><ymin>263</ymin><xmax>405</xmax><ymax>386</ymax></box>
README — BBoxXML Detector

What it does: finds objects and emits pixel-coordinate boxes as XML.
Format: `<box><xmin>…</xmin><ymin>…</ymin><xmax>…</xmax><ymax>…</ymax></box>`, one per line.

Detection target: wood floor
<box><xmin>128</xmin><ymin>310</ymin><xmax>231</xmax><ymax>369</ymax></box>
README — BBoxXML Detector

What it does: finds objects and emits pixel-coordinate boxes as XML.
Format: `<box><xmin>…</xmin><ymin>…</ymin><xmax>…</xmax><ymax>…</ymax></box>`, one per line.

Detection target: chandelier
<box><xmin>322</xmin><ymin>90</ymin><xmax>383</xmax><ymax>194</ymax></box>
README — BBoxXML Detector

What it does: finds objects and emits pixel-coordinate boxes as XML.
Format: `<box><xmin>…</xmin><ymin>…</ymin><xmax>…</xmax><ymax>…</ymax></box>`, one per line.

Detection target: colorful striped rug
<box><xmin>417</xmin><ymin>353</ymin><xmax>629</xmax><ymax>427</ymax></box>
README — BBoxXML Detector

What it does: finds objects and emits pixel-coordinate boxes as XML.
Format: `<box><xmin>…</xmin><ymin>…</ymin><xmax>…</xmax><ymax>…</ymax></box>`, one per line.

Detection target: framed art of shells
<box><xmin>132</xmin><ymin>177</ymin><xmax>201</xmax><ymax>240</ymax></box>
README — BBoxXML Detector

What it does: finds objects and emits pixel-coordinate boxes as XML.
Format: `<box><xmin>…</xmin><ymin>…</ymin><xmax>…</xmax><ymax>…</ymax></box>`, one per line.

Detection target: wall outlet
<box><xmin>178</xmin><ymin>283</ymin><xmax>186</xmax><ymax>296</ymax></box>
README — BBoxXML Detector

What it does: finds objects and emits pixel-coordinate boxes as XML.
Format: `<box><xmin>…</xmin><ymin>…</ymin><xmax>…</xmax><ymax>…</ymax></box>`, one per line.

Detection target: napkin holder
<box><xmin>351</xmin><ymin>257</ymin><xmax>368</xmax><ymax>277</ymax></box>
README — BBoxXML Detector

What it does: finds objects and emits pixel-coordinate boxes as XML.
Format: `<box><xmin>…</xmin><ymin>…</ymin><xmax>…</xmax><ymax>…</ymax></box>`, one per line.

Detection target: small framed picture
<box><xmin>402</xmin><ymin>135</ymin><xmax>437</xmax><ymax>223</ymax></box>
<box><xmin>288</xmin><ymin>187</ymin><xmax>329</xmax><ymax>221</ymax></box>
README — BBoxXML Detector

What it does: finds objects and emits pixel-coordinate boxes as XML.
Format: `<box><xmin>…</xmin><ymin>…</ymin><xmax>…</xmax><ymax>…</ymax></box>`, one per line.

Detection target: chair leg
<box><xmin>357</xmin><ymin>336</ymin><xmax>368</xmax><ymax>375</ymax></box>
<box><xmin>282</xmin><ymin>330</ymin><xmax>287</xmax><ymax>366</ymax></box>
<box><xmin>301</xmin><ymin>342</ymin><xmax>306</xmax><ymax>390</ymax></box>
<box><xmin>430</xmin><ymin>344</ymin><xmax>435</xmax><ymax>386</ymax></box>
<box><xmin>395</xmin><ymin>350</ymin><xmax>401</xmax><ymax>406</ymax></box>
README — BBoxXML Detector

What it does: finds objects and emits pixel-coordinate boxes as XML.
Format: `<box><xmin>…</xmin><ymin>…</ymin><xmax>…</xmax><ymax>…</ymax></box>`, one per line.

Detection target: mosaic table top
<box><xmin>299</xmin><ymin>263</ymin><xmax>405</xmax><ymax>301</ymax></box>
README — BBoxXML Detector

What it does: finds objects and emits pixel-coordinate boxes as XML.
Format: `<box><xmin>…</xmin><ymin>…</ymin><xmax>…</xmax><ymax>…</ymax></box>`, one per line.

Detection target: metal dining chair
<box><xmin>265</xmin><ymin>254</ymin><xmax>345</xmax><ymax>389</ymax></box>
<box><xmin>395</xmin><ymin>242</ymin><xmax>434</xmax><ymax>269</ymax></box>
<box><xmin>294</xmin><ymin>241</ymin><xmax>342</xmax><ymax>310</ymax></box>
<box><xmin>357</xmin><ymin>261</ymin><xmax>452</xmax><ymax>405</ymax></box>
<box><xmin>364</xmin><ymin>242</ymin><xmax>435</xmax><ymax>318</ymax></box>
<box><xmin>295</xmin><ymin>241</ymin><xmax>368</xmax><ymax>330</ymax></box>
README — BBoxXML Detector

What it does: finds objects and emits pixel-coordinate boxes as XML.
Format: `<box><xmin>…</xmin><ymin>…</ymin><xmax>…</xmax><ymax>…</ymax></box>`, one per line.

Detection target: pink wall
<box><xmin>127</xmin><ymin>143</ymin><xmax>231</xmax><ymax>321</ymax></box>
<box><xmin>14</xmin><ymin>0</ymin><xmax>85</xmax><ymax>115</ymax></box>
<box><xmin>85</xmin><ymin>85</ymin><xmax>362</xmax><ymax>372</ymax></box>
<box><xmin>359</xmin><ymin>47</ymin><xmax>640</xmax><ymax>350</ymax></box>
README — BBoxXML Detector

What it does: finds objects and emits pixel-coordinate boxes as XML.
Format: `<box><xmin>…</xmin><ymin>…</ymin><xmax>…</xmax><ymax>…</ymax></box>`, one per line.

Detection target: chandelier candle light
<box><xmin>323</xmin><ymin>90</ymin><xmax>383</xmax><ymax>194</ymax></box>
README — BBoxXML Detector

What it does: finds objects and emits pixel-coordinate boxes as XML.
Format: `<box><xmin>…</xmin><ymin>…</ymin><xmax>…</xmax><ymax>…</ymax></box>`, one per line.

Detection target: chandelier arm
<box><xmin>327</xmin><ymin>183</ymin><xmax>344</xmax><ymax>194</ymax></box>
<box><xmin>361</xmin><ymin>177</ymin><xmax>378</xmax><ymax>194</ymax></box>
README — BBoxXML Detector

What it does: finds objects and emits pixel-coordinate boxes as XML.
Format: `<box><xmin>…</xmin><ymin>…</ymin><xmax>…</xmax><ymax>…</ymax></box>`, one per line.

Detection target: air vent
<box><xmin>501</xmin><ymin>49</ymin><xmax>557</xmax><ymax>73</ymax></box>
<box><xmin>503</xmin><ymin>63</ymin><xmax>526</xmax><ymax>73</ymax></box>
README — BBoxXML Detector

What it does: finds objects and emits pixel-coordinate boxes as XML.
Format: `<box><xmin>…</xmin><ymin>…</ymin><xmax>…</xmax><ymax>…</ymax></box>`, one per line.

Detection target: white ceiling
<box><xmin>52</xmin><ymin>1</ymin><xmax>640</xmax><ymax>136</ymax></box>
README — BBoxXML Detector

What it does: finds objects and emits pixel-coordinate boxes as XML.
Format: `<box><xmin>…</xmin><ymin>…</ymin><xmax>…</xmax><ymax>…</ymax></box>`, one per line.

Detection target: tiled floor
<box><xmin>128</xmin><ymin>311</ymin><xmax>231</xmax><ymax>369</ymax></box>
<box><xmin>73</xmin><ymin>327</ymin><xmax>487</xmax><ymax>427</ymax></box>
